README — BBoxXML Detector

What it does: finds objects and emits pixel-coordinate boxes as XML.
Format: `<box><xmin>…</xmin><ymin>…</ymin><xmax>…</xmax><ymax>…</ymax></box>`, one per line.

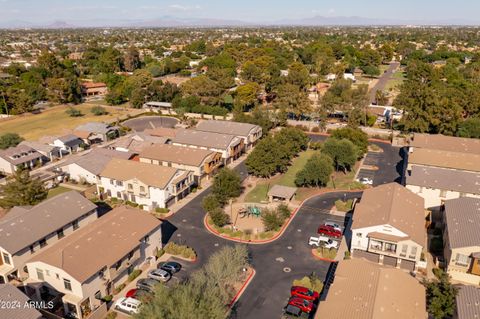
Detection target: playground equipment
<box><xmin>239</xmin><ymin>206</ymin><xmax>262</xmax><ymax>218</ymax></box>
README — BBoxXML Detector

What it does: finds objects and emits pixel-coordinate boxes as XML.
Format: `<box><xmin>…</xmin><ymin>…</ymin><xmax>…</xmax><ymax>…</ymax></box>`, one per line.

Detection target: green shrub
<box><xmin>65</xmin><ymin>107</ymin><xmax>83</xmax><ymax>117</ymax></box>
<box><xmin>261</xmin><ymin>209</ymin><xmax>283</xmax><ymax>231</ymax></box>
<box><xmin>156</xmin><ymin>248</ymin><xmax>165</xmax><ymax>258</ymax></box>
<box><xmin>164</xmin><ymin>242</ymin><xmax>197</xmax><ymax>259</ymax></box>
<box><xmin>91</xmin><ymin>106</ymin><xmax>108</xmax><ymax>116</ymax></box>
<box><xmin>209</xmin><ymin>207</ymin><xmax>230</xmax><ymax>227</ymax></box>
<box><xmin>155</xmin><ymin>207</ymin><xmax>169</xmax><ymax>214</ymax></box>
<box><xmin>102</xmin><ymin>295</ymin><xmax>113</xmax><ymax>303</ymax></box>
<box><xmin>277</xmin><ymin>204</ymin><xmax>291</xmax><ymax>220</ymax></box>
<box><xmin>202</xmin><ymin>194</ymin><xmax>221</xmax><ymax>212</ymax></box>
<box><xmin>128</xmin><ymin>269</ymin><xmax>142</xmax><ymax>282</ymax></box>
<box><xmin>311</xmin><ymin>126</ymin><xmax>320</xmax><ymax>133</ymax></box>
<box><xmin>113</xmin><ymin>284</ymin><xmax>126</xmax><ymax>295</ymax></box>
<box><xmin>292</xmin><ymin>273</ymin><xmax>324</xmax><ymax>293</ymax></box>
<box><xmin>335</xmin><ymin>199</ymin><xmax>353</xmax><ymax>212</ymax></box>
<box><xmin>309</xmin><ymin>141</ymin><xmax>323</xmax><ymax>150</ymax></box>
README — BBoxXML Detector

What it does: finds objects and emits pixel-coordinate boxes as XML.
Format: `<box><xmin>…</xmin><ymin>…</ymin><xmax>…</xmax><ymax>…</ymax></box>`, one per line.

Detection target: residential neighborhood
<box><xmin>0</xmin><ymin>2</ymin><xmax>480</xmax><ymax>319</ymax></box>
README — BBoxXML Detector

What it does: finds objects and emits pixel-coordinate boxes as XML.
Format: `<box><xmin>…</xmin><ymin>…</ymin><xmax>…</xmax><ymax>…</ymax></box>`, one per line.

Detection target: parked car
<box><xmin>324</xmin><ymin>221</ymin><xmax>342</xmax><ymax>232</ymax></box>
<box><xmin>125</xmin><ymin>288</ymin><xmax>153</xmax><ymax>301</ymax></box>
<box><xmin>357</xmin><ymin>177</ymin><xmax>373</xmax><ymax>185</ymax></box>
<box><xmin>308</xmin><ymin>236</ymin><xmax>338</xmax><ymax>249</ymax></box>
<box><xmin>288</xmin><ymin>297</ymin><xmax>315</xmax><ymax>313</ymax></box>
<box><xmin>136</xmin><ymin>278</ymin><xmax>160</xmax><ymax>293</ymax></box>
<box><xmin>283</xmin><ymin>304</ymin><xmax>303</xmax><ymax>317</ymax></box>
<box><xmin>317</xmin><ymin>225</ymin><xmax>342</xmax><ymax>238</ymax></box>
<box><xmin>114</xmin><ymin>297</ymin><xmax>142</xmax><ymax>314</ymax></box>
<box><xmin>148</xmin><ymin>269</ymin><xmax>171</xmax><ymax>282</ymax></box>
<box><xmin>158</xmin><ymin>261</ymin><xmax>182</xmax><ymax>273</ymax></box>
<box><xmin>290</xmin><ymin>286</ymin><xmax>319</xmax><ymax>301</ymax></box>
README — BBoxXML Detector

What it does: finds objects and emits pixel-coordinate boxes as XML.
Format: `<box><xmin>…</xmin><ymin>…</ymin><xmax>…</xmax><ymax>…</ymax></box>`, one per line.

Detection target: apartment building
<box><xmin>195</xmin><ymin>120</ymin><xmax>262</xmax><ymax>150</ymax></box>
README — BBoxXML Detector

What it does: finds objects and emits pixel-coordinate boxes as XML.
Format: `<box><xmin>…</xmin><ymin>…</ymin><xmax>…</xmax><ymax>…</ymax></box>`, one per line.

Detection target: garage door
<box><xmin>353</xmin><ymin>250</ymin><xmax>379</xmax><ymax>263</ymax></box>
<box><xmin>400</xmin><ymin>260</ymin><xmax>416</xmax><ymax>272</ymax></box>
<box><xmin>383</xmin><ymin>256</ymin><xmax>398</xmax><ymax>267</ymax></box>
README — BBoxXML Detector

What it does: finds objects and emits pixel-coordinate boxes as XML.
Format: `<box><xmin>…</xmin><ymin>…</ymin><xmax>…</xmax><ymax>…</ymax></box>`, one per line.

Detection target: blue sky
<box><xmin>1</xmin><ymin>0</ymin><xmax>479</xmax><ymax>23</ymax></box>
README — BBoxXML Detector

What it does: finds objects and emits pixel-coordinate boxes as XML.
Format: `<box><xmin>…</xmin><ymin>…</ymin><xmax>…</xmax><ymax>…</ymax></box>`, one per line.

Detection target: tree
<box><xmin>245</xmin><ymin>137</ymin><xmax>290</xmax><ymax>177</ymax></box>
<box><xmin>0</xmin><ymin>133</ymin><xmax>24</xmax><ymax>150</ymax></box>
<box><xmin>322</xmin><ymin>138</ymin><xmax>358</xmax><ymax>172</ymax></box>
<box><xmin>211</xmin><ymin>168</ymin><xmax>242</xmax><ymax>205</ymax></box>
<box><xmin>181</xmin><ymin>75</ymin><xmax>223</xmax><ymax>106</ymax></box>
<box><xmin>124</xmin><ymin>47</ymin><xmax>141</xmax><ymax>72</ymax></box>
<box><xmin>295</xmin><ymin>153</ymin><xmax>333</xmax><ymax>187</ymax></box>
<box><xmin>274</xmin><ymin>83</ymin><xmax>311</xmax><ymax>118</ymax></box>
<box><xmin>423</xmin><ymin>269</ymin><xmax>458</xmax><ymax>319</ymax></box>
<box><xmin>0</xmin><ymin>168</ymin><xmax>48</xmax><ymax>209</ymax></box>
<box><xmin>457</xmin><ymin>118</ymin><xmax>480</xmax><ymax>138</ymax></box>
<box><xmin>209</xmin><ymin>207</ymin><xmax>230</xmax><ymax>227</ymax></box>
<box><xmin>90</xmin><ymin>106</ymin><xmax>108</xmax><ymax>116</ymax></box>
<box><xmin>202</xmin><ymin>194</ymin><xmax>221</xmax><ymax>212</ymax></box>
<box><xmin>286</xmin><ymin>61</ymin><xmax>310</xmax><ymax>88</ymax></box>
<box><xmin>234</xmin><ymin>82</ymin><xmax>260</xmax><ymax>112</ymax></box>
<box><xmin>261</xmin><ymin>209</ymin><xmax>283</xmax><ymax>231</ymax></box>
<box><xmin>331</xmin><ymin>127</ymin><xmax>369</xmax><ymax>157</ymax></box>
<box><xmin>275</xmin><ymin>127</ymin><xmax>309</xmax><ymax>157</ymax></box>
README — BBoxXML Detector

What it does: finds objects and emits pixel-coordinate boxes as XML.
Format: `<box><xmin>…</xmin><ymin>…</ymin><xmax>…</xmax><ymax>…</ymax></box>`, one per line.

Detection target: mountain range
<box><xmin>0</xmin><ymin>15</ymin><xmax>478</xmax><ymax>28</ymax></box>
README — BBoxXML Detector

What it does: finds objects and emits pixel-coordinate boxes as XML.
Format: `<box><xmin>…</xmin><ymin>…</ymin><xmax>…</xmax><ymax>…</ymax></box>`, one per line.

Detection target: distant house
<box><xmin>0</xmin><ymin>284</ymin><xmax>42</xmax><ymax>319</ymax></box>
<box><xmin>51</xmin><ymin>134</ymin><xmax>83</xmax><ymax>154</ymax></box>
<box><xmin>0</xmin><ymin>145</ymin><xmax>44</xmax><ymax>175</ymax></box>
<box><xmin>143</xmin><ymin>101</ymin><xmax>173</xmax><ymax>113</ymax></box>
<box><xmin>443</xmin><ymin>197</ymin><xmax>480</xmax><ymax>285</ymax></box>
<box><xmin>19</xmin><ymin>141</ymin><xmax>62</xmax><ymax>161</ymax></box>
<box><xmin>195</xmin><ymin>120</ymin><xmax>262</xmax><ymax>150</ymax></box>
<box><xmin>432</xmin><ymin>60</ymin><xmax>447</xmax><ymax>68</ymax></box>
<box><xmin>98</xmin><ymin>159</ymin><xmax>195</xmax><ymax>209</ymax></box>
<box><xmin>315</xmin><ymin>259</ymin><xmax>427</xmax><ymax>319</ymax></box>
<box><xmin>406</xmin><ymin>166</ymin><xmax>480</xmax><ymax>209</ymax></box>
<box><xmin>139</xmin><ymin>144</ymin><xmax>223</xmax><ymax>185</ymax></box>
<box><xmin>455</xmin><ymin>285</ymin><xmax>480</xmax><ymax>319</ymax></box>
<box><xmin>325</xmin><ymin>73</ymin><xmax>356</xmax><ymax>82</ymax></box>
<box><xmin>109</xmin><ymin>133</ymin><xmax>168</xmax><ymax>153</ymax></box>
<box><xmin>80</xmin><ymin>82</ymin><xmax>107</xmax><ymax>97</ymax></box>
<box><xmin>25</xmin><ymin>206</ymin><xmax>161</xmax><ymax>319</ymax></box>
<box><xmin>351</xmin><ymin>183</ymin><xmax>427</xmax><ymax>271</ymax></box>
<box><xmin>74</xmin><ymin>122</ymin><xmax>119</xmax><ymax>144</ymax></box>
<box><xmin>0</xmin><ymin>191</ymin><xmax>97</xmax><ymax>284</ymax></box>
<box><xmin>57</xmin><ymin>148</ymin><xmax>133</xmax><ymax>184</ymax></box>
<box><xmin>172</xmin><ymin>129</ymin><xmax>244</xmax><ymax>164</ymax></box>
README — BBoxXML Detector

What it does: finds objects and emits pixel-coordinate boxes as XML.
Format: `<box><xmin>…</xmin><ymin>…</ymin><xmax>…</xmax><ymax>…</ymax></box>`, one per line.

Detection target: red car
<box><xmin>317</xmin><ymin>225</ymin><xmax>342</xmax><ymax>238</ymax></box>
<box><xmin>125</xmin><ymin>288</ymin><xmax>152</xmax><ymax>301</ymax></box>
<box><xmin>290</xmin><ymin>286</ymin><xmax>319</xmax><ymax>301</ymax></box>
<box><xmin>288</xmin><ymin>297</ymin><xmax>315</xmax><ymax>313</ymax></box>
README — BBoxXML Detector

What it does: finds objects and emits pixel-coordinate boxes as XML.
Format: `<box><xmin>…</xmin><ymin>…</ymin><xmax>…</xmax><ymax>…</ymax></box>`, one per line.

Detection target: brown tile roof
<box><xmin>100</xmin><ymin>158</ymin><xmax>181</xmax><ymax>189</ymax></box>
<box><xmin>444</xmin><ymin>197</ymin><xmax>480</xmax><ymax>249</ymax></box>
<box><xmin>408</xmin><ymin>149</ymin><xmax>480</xmax><ymax>172</ymax></box>
<box><xmin>195</xmin><ymin>120</ymin><xmax>261</xmax><ymax>137</ymax></box>
<box><xmin>0</xmin><ymin>145</ymin><xmax>43</xmax><ymax>165</ymax></box>
<box><xmin>315</xmin><ymin>259</ymin><xmax>427</xmax><ymax>319</ymax></box>
<box><xmin>0</xmin><ymin>191</ymin><xmax>96</xmax><ymax>254</ymax></box>
<box><xmin>140</xmin><ymin>144</ymin><xmax>215</xmax><ymax>167</ymax></box>
<box><xmin>27</xmin><ymin>206</ymin><xmax>161</xmax><ymax>283</ymax></box>
<box><xmin>352</xmin><ymin>183</ymin><xmax>425</xmax><ymax>246</ymax></box>
<box><xmin>410</xmin><ymin>133</ymin><xmax>480</xmax><ymax>155</ymax></box>
<box><xmin>267</xmin><ymin>185</ymin><xmax>297</xmax><ymax>200</ymax></box>
<box><xmin>172</xmin><ymin>129</ymin><xmax>240</xmax><ymax>150</ymax></box>
<box><xmin>81</xmin><ymin>82</ymin><xmax>107</xmax><ymax>89</ymax></box>
<box><xmin>406</xmin><ymin>166</ymin><xmax>480</xmax><ymax>194</ymax></box>
<box><xmin>0</xmin><ymin>284</ymin><xmax>42</xmax><ymax>319</ymax></box>
<box><xmin>144</xmin><ymin>127</ymin><xmax>178</xmax><ymax>138</ymax></box>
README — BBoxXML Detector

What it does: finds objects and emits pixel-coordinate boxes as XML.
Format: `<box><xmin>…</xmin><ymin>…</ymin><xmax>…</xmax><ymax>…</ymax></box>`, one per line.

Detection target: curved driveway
<box><xmin>123</xmin><ymin>116</ymin><xmax>178</xmax><ymax>131</ymax></box>
<box><xmin>164</xmin><ymin>161</ymin><xmax>362</xmax><ymax>319</ymax></box>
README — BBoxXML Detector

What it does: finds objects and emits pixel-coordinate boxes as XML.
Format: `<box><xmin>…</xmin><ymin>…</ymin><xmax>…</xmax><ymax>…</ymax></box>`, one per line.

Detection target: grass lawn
<box><xmin>47</xmin><ymin>186</ymin><xmax>72</xmax><ymax>199</ymax></box>
<box><xmin>244</xmin><ymin>184</ymin><xmax>269</xmax><ymax>203</ymax></box>
<box><xmin>277</xmin><ymin>150</ymin><xmax>316</xmax><ymax>187</ymax></box>
<box><xmin>0</xmin><ymin>103</ymin><xmax>143</xmax><ymax>141</ymax></box>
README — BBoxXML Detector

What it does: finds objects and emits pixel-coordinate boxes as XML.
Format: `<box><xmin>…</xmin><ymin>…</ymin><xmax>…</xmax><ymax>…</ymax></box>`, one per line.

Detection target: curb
<box><xmin>228</xmin><ymin>268</ymin><xmax>256</xmax><ymax>309</ymax></box>
<box><xmin>203</xmin><ymin>189</ymin><xmax>363</xmax><ymax>244</ymax></box>
<box><xmin>311</xmin><ymin>249</ymin><xmax>336</xmax><ymax>263</ymax></box>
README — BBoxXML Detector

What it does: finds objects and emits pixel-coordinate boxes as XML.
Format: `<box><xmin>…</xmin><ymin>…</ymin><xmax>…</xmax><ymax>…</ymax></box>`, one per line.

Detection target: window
<box><xmin>127</xmin><ymin>251</ymin><xmax>134</xmax><ymax>260</ymax></box>
<box><xmin>440</xmin><ymin>190</ymin><xmax>447</xmax><ymax>198</ymax></box>
<box><xmin>2</xmin><ymin>253</ymin><xmax>11</xmax><ymax>265</ymax></box>
<box><xmin>384</xmin><ymin>243</ymin><xmax>397</xmax><ymax>253</ymax></box>
<box><xmin>36</xmin><ymin>268</ymin><xmax>44</xmax><ymax>281</ymax></box>
<box><xmin>409</xmin><ymin>246</ymin><xmax>418</xmax><ymax>259</ymax></box>
<box><xmin>63</xmin><ymin>279</ymin><xmax>72</xmax><ymax>291</ymax></box>
<box><xmin>30</xmin><ymin>245</ymin><xmax>35</xmax><ymax>254</ymax></box>
<box><xmin>57</xmin><ymin>229</ymin><xmax>64</xmax><ymax>239</ymax></box>
<box><xmin>109</xmin><ymin>179</ymin><xmax>114</xmax><ymax>185</ymax></box>
<box><xmin>95</xmin><ymin>291</ymin><xmax>102</xmax><ymax>300</ymax></box>
<box><xmin>72</xmin><ymin>220</ymin><xmax>79</xmax><ymax>230</ymax></box>
<box><xmin>116</xmin><ymin>192</ymin><xmax>121</xmax><ymax>198</ymax></box>
<box><xmin>45</xmin><ymin>270</ymin><xmax>50</xmax><ymax>276</ymax></box>
<box><xmin>455</xmin><ymin>254</ymin><xmax>470</xmax><ymax>267</ymax></box>
<box><xmin>140</xmin><ymin>186</ymin><xmax>145</xmax><ymax>193</ymax></box>
<box><xmin>356</xmin><ymin>233</ymin><xmax>362</xmax><ymax>238</ymax></box>
<box><xmin>128</xmin><ymin>184</ymin><xmax>133</xmax><ymax>190</ymax></box>
<box><xmin>143</xmin><ymin>235</ymin><xmax>150</xmax><ymax>243</ymax></box>
<box><xmin>116</xmin><ymin>181</ymin><xmax>123</xmax><ymax>186</ymax></box>
<box><xmin>56</xmin><ymin>273</ymin><xmax>60</xmax><ymax>279</ymax></box>
<box><xmin>400</xmin><ymin>245</ymin><xmax>408</xmax><ymax>257</ymax></box>
<box><xmin>39</xmin><ymin>238</ymin><xmax>47</xmax><ymax>248</ymax></box>
<box><xmin>460</xmin><ymin>192</ymin><xmax>467</xmax><ymax>198</ymax></box>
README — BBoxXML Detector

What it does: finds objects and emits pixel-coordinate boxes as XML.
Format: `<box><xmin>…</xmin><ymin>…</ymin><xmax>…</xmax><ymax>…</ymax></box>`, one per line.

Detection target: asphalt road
<box><xmin>368</xmin><ymin>61</ymin><xmax>401</xmax><ymax>104</ymax></box>
<box><xmin>161</xmin><ymin>137</ymin><xmax>405</xmax><ymax>318</ymax></box>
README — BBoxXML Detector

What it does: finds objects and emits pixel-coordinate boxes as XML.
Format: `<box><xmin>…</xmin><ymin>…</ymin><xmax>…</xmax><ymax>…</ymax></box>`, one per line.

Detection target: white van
<box><xmin>114</xmin><ymin>297</ymin><xmax>142</xmax><ymax>315</ymax></box>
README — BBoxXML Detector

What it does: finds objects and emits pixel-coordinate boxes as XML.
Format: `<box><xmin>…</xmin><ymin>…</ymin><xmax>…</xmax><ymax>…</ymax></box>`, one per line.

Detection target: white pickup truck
<box><xmin>309</xmin><ymin>236</ymin><xmax>338</xmax><ymax>249</ymax></box>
